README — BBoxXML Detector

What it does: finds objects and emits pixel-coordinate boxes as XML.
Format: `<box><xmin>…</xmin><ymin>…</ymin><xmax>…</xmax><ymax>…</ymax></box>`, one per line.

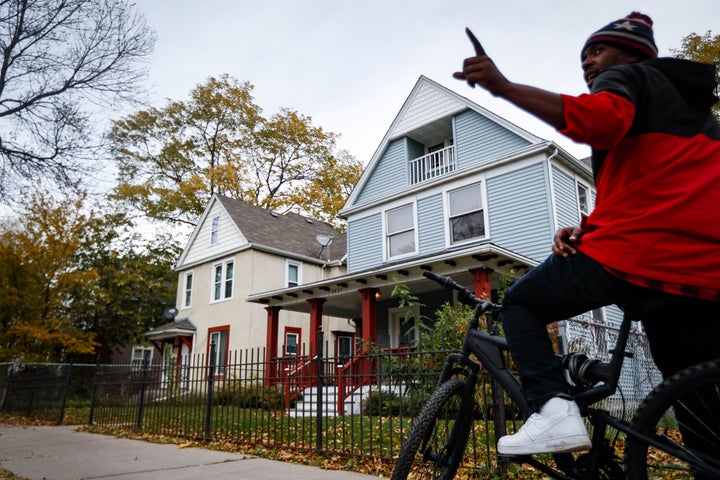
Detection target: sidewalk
<box><xmin>0</xmin><ymin>424</ymin><xmax>383</xmax><ymax>480</ymax></box>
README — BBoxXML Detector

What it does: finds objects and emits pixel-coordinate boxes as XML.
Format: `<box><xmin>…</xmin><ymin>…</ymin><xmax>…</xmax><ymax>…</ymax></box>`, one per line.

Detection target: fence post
<box><xmin>204</xmin><ymin>342</ymin><xmax>216</xmax><ymax>442</ymax></box>
<box><xmin>136</xmin><ymin>357</ymin><xmax>149</xmax><ymax>430</ymax></box>
<box><xmin>88</xmin><ymin>356</ymin><xmax>100</xmax><ymax>425</ymax></box>
<box><xmin>315</xmin><ymin>328</ymin><xmax>324</xmax><ymax>454</ymax></box>
<box><xmin>58</xmin><ymin>362</ymin><xmax>73</xmax><ymax>425</ymax></box>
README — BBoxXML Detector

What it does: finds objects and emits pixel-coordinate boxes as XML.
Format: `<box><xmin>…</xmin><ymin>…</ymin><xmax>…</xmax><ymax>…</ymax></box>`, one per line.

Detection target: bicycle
<box><xmin>391</xmin><ymin>270</ymin><xmax>720</xmax><ymax>480</ymax></box>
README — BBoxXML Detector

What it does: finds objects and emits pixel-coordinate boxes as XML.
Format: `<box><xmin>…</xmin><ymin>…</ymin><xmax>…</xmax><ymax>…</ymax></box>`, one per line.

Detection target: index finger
<box><xmin>465</xmin><ymin>27</ymin><xmax>485</xmax><ymax>56</ymax></box>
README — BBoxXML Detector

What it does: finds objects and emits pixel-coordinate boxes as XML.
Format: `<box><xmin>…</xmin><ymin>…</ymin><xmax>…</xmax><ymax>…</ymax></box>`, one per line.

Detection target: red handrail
<box><xmin>283</xmin><ymin>355</ymin><xmax>315</xmax><ymax>409</ymax></box>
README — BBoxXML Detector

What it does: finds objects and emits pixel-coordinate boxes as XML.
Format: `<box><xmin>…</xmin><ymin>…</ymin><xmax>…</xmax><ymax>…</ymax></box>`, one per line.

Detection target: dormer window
<box><xmin>210</xmin><ymin>216</ymin><xmax>220</xmax><ymax>245</ymax></box>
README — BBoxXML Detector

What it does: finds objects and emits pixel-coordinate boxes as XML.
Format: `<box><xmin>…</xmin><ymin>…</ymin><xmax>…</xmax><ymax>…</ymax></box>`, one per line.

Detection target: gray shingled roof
<box><xmin>146</xmin><ymin>318</ymin><xmax>196</xmax><ymax>335</ymax></box>
<box><xmin>216</xmin><ymin>194</ymin><xmax>347</xmax><ymax>262</ymax></box>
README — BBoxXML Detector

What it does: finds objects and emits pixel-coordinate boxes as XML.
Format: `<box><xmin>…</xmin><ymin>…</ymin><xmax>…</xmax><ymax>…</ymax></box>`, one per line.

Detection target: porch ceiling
<box><xmin>246</xmin><ymin>244</ymin><xmax>538</xmax><ymax>319</ymax></box>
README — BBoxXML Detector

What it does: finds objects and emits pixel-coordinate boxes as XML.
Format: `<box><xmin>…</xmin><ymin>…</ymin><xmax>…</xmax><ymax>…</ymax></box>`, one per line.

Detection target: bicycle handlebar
<box><xmin>422</xmin><ymin>270</ymin><xmax>501</xmax><ymax>312</ymax></box>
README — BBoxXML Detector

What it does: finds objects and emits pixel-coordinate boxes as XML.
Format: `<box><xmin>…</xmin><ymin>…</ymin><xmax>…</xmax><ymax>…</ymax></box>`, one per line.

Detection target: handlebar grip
<box><xmin>422</xmin><ymin>270</ymin><xmax>496</xmax><ymax>309</ymax></box>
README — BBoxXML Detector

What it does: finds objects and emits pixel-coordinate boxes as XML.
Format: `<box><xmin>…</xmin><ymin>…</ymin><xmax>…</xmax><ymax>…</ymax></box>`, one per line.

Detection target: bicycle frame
<box><xmin>422</xmin><ymin>270</ymin><xmax>720</xmax><ymax>479</ymax></box>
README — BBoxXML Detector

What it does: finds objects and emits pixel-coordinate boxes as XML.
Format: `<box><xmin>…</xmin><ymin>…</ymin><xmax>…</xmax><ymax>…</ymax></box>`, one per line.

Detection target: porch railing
<box><xmin>409</xmin><ymin>145</ymin><xmax>455</xmax><ymax>184</ymax></box>
<box><xmin>283</xmin><ymin>354</ymin><xmax>314</xmax><ymax>408</ymax></box>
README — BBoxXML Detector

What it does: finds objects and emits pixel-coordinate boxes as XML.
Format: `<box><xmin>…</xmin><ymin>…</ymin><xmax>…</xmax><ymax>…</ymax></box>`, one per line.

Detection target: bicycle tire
<box><xmin>624</xmin><ymin>358</ymin><xmax>720</xmax><ymax>480</ymax></box>
<box><xmin>391</xmin><ymin>378</ymin><xmax>474</xmax><ymax>480</ymax></box>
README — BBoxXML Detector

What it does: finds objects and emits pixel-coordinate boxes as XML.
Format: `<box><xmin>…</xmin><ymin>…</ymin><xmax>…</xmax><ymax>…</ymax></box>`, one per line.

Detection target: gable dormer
<box><xmin>342</xmin><ymin>76</ymin><xmax>539</xmax><ymax>211</ymax></box>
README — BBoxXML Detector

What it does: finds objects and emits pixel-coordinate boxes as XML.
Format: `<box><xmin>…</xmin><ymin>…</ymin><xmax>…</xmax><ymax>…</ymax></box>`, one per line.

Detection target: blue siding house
<box><xmin>248</xmin><ymin>76</ymin><xmax>601</xmax><ymax>410</ymax></box>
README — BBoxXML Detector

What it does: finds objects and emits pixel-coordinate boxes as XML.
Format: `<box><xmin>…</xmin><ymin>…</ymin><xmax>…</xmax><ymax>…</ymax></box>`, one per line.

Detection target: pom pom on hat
<box><xmin>582</xmin><ymin>12</ymin><xmax>658</xmax><ymax>60</ymax></box>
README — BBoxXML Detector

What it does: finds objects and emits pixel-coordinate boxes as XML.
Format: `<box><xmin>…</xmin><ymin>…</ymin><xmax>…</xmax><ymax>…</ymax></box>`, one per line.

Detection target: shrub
<box><xmin>213</xmin><ymin>380</ymin><xmax>284</xmax><ymax>410</ymax></box>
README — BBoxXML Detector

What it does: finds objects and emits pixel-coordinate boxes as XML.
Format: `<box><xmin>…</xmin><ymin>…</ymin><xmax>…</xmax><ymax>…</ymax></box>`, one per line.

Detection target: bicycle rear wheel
<box><xmin>391</xmin><ymin>378</ymin><xmax>474</xmax><ymax>480</ymax></box>
<box><xmin>624</xmin><ymin>359</ymin><xmax>720</xmax><ymax>480</ymax></box>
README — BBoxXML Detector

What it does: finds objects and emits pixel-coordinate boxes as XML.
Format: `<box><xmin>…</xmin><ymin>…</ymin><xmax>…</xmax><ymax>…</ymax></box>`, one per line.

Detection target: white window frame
<box><xmin>284</xmin><ymin>327</ymin><xmax>301</xmax><ymax>356</ymax></box>
<box><xmin>577</xmin><ymin>181</ymin><xmax>592</xmax><ymax>218</ymax></box>
<box><xmin>210</xmin><ymin>215</ymin><xmax>220</xmax><ymax>245</ymax></box>
<box><xmin>211</xmin><ymin>258</ymin><xmax>234</xmax><ymax>302</ymax></box>
<box><xmin>445</xmin><ymin>180</ymin><xmax>489</xmax><ymax>246</ymax></box>
<box><xmin>286</xmin><ymin>260</ymin><xmax>302</xmax><ymax>287</ymax></box>
<box><xmin>131</xmin><ymin>346</ymin><xmax>153</xmax><ymax>369</ymax></box>
<box><xmin>337</xmin><ymin>335</ymin><xmax>353</xmax><ymax>362</ymax></box>
<box><xmin>182</xmin><ymin>270</ymin><xmax>193</xmax><ymax>308</ymax></box>
<box><xmin>384</xmin><ymin>202</ymin><xmax>418</xmax><ymax>260</ymax></box>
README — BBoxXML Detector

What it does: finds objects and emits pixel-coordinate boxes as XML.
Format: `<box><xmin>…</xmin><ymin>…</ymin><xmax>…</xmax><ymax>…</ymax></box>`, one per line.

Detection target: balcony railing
<box><xmin>409</xmin><ymin>145</ymin><xmax>455</xmax><ymax>184</ymax></box>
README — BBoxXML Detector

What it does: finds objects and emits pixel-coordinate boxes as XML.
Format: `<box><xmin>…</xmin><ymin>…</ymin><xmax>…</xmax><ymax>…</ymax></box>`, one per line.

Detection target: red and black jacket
<box><xmin>560</xmin><ymin>58</ymin><xmax>720</xmax><ymax>300</ymax></box>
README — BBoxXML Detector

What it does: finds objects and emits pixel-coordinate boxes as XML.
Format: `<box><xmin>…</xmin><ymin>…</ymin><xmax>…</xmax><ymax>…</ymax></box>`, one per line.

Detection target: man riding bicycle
<box><xmin>453</xmin><ymin>11</ymin><xmax>720</xmax><ymax>461</ymax></box>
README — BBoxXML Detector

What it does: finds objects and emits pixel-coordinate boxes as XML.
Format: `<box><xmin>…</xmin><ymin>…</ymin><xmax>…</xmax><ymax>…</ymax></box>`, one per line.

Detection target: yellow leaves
<box><xmin>109</xmin><ymin>74</ymin><xmax>363</xmax><ymax>229</ymax></box>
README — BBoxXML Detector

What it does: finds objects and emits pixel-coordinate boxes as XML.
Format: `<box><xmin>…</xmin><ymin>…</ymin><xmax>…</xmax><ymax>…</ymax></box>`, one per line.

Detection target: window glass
<box><xmin>387</xmin><ymin>204</ymin><xmax>415</xmax><ymax>257</ymax></box>
<box><xmin>131</xmin><ymin>347</ymin><xmax>152</xmax><ymax>369</ymax></box>
<box><xmin>285</xmin><ymin>333</ymin><xmax>299</xmax><ymax>355</ymax></box>
<box><xmin>224</xmin><ymin>261</ymin><xmax>234</xmax><ymax>298</ymax></box>
<box><xmin>449</xmin><ymin>183</ymin><xmax>485</xmax><ymax>243</ymax></box>
<box><xmin>212</xmin><ymin>260</ymin><xmax>234</xmax><ymax>301</ymax></box>
<box><xmin>183</xmin><ymin>272</ymin><xmax>193</xmax><ymax>307</ymax></box>
<box><xmin>387</xmin><ymin>205</ymin><xmax>413</xmax><ymax>233</ymax></box>
<box><xmin>288</xmin><ymin>263</ymin><xmax>299</xmax><ymax>287</ymax></box>
<box><xmin>578</xmin><ymin>184</ymin><xmax>590</xmax><ymax>216</ymax></box>
<box><xmin>209</xmin><ymin>328</ymin><xmax>229</xmax><ymax>375</ymax></box>
<box><xmin>213</xmin><ymin>265</ymin><xmax>222</xmax><ymax>300</ymax></box>
<box><xmin>210</xmin><ymin>216</ymin><xmax>220</xmax><ymax>245</ymax></box>
<box><xmin>389</xmin><ymin>230</ymin><xmax>415</xmax><ymax>257</ymax></box>
<box><xmin>337</xmin><ymin>336</ymin><xmax>353</xmax><ymax>364</ymax></box>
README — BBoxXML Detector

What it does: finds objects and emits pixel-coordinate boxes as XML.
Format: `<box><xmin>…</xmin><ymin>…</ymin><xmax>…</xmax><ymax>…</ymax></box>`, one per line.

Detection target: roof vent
<box><xmin>270</xmin><ymin>212</ymin><xmax>279</xmax><ymax>218</ymax></box>
<box><xmin>306</xmin><ymin>218</ymin><xmax>313</xmax><ymax>224</ymax></box>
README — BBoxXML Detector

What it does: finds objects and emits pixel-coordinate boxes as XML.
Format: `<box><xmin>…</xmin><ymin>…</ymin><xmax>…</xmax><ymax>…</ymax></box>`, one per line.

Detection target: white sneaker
<box><xmin>497</xmin><ymin>397</ymin><xmax>591</xmax><ymax>455</ymax></box>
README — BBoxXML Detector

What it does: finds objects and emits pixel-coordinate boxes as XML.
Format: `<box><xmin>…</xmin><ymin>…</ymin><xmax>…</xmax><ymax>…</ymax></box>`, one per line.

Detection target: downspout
<box><xmin>546</xmin><ymin>146</ymin><xmax>560</xmax><ymax>234</ymax></box>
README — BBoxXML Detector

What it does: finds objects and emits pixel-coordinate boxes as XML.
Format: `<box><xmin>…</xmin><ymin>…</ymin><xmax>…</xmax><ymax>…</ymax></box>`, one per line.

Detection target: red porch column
<box><xmin>264</xmin><ymin>305</ymin><xmax>281</xmax><ymax>385</ymax></box>
<box><xmin>359</xmin><ymin>288</ymin><xmax>379</xmax><ymax>380</ymax></box>
<box><xmin>359</xmin><ymin>288</ymin><xmax>379</xmax><ymax>347</ymax></box>
<box><xmin>470</xmin><ymin>266</ymin><xmax>494</xmax><ymax>301</ymax></box>
<box><xmin>307</xmin><ymin>298</ymin><xmax>326</xmax><ymax>358</ymax></box>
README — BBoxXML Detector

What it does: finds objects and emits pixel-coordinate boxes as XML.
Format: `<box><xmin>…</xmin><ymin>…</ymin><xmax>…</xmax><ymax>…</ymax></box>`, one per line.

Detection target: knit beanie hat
<box><xmin>582</xmin><ymin>12</ymin><xmax>658</xmax><ymax>60</ymax></box>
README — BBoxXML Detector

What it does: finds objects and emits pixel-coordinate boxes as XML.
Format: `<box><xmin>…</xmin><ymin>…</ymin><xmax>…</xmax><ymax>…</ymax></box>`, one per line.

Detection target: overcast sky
<box><xmin>134</xmin><ymin>1</ymin><xmax>718</xmax><ymax>162</ymax></box>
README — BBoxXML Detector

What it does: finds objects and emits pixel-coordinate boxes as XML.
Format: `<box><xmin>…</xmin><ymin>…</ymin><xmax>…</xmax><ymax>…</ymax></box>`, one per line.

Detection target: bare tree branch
<box><xmin>0</xmin><ymin>0</ymin><xmax>155</xmax><ymax>200</ymax></box>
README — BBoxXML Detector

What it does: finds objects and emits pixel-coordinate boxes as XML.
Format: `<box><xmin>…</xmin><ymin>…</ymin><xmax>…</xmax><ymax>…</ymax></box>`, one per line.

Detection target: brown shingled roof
<box><xmin>216</xmin><ymin>194</ymin><xmax>346</xmax><ymax>262</ymax></box>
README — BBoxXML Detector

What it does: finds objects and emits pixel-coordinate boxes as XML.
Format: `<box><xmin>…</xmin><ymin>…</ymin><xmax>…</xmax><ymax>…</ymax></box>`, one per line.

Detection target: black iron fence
<box><xmin>1</xmin><ymin>319</ymin><xmax>660</xmax><ymax>476</ymax></box>
<box><xmin>0</xmin><ymin>361</ymin><xmax>96</xmax><ymax>424</ymax></box>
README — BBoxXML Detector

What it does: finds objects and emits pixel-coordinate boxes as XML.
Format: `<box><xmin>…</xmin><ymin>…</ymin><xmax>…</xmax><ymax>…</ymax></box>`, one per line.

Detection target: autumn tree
<box><xmin>0</xmin><ymin>190</ymin><xmax>99</xmax><ymax>362</ymax></box>
<box><xmin>109</xmin><ymin>74</ymin><xmax>363</xmax><ymax>228</ymax></box>
<box><xmin>0</xmin><ymin>0</ymin><xmax>155</xmax><ymax>200</ymax></box>
<box><xmin>0</xmin><ymin>189</ymin><xmax>179</xmax><ymax>362</ymax></box>
<box><xmin>70</xmin><ymin>227</ymin><xmax>180</xmax><ymax>362</ymax></box>
<box><xmin>672</xmin><ymin>30</ymin><xmax>720</xmax><ymax>120</ymax></box>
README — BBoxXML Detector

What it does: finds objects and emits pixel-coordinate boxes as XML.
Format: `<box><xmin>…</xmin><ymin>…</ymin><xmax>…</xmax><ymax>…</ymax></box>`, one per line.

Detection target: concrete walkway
<box><xmin>0</xmin><ymin>424</ymin><xmax>383</xmax><ymax>480</ymax></box>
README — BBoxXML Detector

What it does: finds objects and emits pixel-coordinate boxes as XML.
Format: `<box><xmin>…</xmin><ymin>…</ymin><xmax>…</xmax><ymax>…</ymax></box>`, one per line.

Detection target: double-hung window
<box><xmin>386</xmin><ymin>204</ymin><xmax>416</xmax><ymax>258</ymax></box>
<box><xmin>286</xmin><ymin>261</ymin><xmax>301</xmax><ymax>287</ymax></box>
<box><xmin>131</xmin><ymin>346</ymin><xmax>153</xmax><ymax>369</ymax></box>
<box><xmin>212</xmin><ymin>259</ymin><xmax>234</xmax><ymax>301</ymax></box>
<box><xmin>448</xmin><ymin>182</ymin><xmax>486</xmax><ymax>244</ymax></box>
<box><xmin>182</xmin><ymin>271</ymin><xmax>193</xmax><ymax>308</ymax></box>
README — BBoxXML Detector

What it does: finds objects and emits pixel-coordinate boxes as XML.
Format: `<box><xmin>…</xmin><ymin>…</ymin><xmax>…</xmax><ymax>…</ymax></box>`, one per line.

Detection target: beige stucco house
<box><xmin>145</xmin><ymin>194</ymin><xmax>354</xmax><ymax>372</ymax></box>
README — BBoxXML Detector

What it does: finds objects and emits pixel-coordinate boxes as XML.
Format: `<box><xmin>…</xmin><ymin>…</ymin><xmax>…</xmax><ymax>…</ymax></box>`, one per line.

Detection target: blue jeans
<box><xmin>500</xmin><ymin>251</ymin><xmax>720</xmax><ymax>411</ymax></box>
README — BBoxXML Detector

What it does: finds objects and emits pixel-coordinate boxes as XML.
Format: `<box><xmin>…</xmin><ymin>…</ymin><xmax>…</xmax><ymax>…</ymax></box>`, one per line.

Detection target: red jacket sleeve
<box><xmin>559</xmin><ymin>91</ymin><xmax>635</xmax><ymax>150</ymax></box>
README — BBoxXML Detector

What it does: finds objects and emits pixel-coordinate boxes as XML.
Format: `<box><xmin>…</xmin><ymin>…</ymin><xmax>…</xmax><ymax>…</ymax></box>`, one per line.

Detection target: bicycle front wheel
<box><xmin>624</xmin><ymin>358</ymin><xmax>720</xmax><ymax>480</ymax></box>
<box><xmin>391</xmin><ymin>378</ymin><xmax>474</xmax><ymax>480</ymax></box>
